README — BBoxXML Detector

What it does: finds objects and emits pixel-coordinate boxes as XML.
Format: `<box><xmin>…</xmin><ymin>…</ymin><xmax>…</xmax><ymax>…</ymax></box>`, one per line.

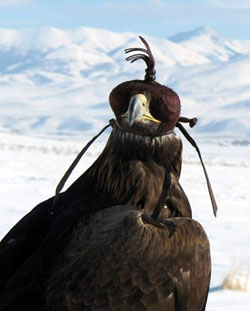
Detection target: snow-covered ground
<box><xmin>1</xmin><ymin>25</ymin><xmax>250</xmax><ymax>309</ymax></box>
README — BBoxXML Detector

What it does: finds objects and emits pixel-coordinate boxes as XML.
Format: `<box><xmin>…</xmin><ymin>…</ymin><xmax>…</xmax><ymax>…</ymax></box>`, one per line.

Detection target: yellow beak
<box><xmin>121</xmin><ymin>94</ymin><xmax>160</xmax><ymax>127</ymax></box>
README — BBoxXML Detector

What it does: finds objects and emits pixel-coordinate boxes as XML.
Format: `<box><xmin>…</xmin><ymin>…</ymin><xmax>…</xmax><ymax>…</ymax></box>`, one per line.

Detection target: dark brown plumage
<box><xmin>0</xmin><ymin>36</ymin><xmax>211</xmax><ymax>311</ymax></box>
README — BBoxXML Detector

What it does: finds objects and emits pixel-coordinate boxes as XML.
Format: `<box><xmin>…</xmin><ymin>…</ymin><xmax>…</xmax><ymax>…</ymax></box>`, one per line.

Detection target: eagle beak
<box><xmin>120</xmin><ymin>94</ymin><xmax>161</xmax><ymax>127</ymax></box>
<box><xmin>125</xmin><ymin>94</ymin><xmax>161</xmax><ymax>127</ymax></box>
<box><xmin>128</xmin><ymin>94</ymin><xmax>147</xmax><ymax>127</ymax></box>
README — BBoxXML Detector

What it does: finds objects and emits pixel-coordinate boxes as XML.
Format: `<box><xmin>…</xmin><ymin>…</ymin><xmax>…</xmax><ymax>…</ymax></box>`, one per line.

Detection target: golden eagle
<box><xmin>0</xmin><ymin>37</ymin><xmax>216</xmax><ymax>310</ymax></box>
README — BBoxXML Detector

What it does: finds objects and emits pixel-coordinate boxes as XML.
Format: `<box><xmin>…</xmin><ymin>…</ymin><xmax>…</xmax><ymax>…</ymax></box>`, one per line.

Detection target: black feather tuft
<box><xmin>125</xmin><ymin>36</ymin><xmax>156</xmax><ymax>81</ymax></box>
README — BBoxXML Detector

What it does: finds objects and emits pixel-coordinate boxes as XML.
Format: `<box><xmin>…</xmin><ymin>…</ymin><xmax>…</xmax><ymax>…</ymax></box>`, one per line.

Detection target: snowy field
<box><xmin>0</xmin><ymin>131</ymin><xmax>249</xmax><ymax>310</ymax></box>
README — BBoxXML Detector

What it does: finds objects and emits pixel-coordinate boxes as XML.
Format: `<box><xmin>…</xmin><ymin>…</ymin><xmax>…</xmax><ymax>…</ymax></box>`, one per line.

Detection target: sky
<box><xmin>0</xmin><ymin>0</ymin><xmax>250</xmax><ymax>39</ymax></box>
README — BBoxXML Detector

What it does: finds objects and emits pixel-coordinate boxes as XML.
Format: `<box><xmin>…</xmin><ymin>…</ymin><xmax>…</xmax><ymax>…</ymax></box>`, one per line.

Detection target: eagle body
<box><xmin>47</xmin><ymin>208</ymin><xmax>210</xmax><ymax>311</ymax></box>
<box><xmin>0</xmin><ymin>36</ymin><xmax>213</xmax><ymax>311</ymax></box>
<box><xmin>0</xmin><ymin>127</ymin><xmax>210</xmax><ymax>311</ymax></box>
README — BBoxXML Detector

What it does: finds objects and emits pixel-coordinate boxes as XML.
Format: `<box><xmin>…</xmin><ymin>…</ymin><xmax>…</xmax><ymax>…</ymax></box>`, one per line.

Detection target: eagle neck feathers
<box><xmin>85</xmin><ymin>126</ymin><xmax>183</xmax><ymax>215</ymax></box>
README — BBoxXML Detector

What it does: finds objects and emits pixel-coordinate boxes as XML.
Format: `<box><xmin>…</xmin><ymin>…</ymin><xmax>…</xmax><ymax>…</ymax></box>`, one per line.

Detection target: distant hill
<box><xmin>0</xmin><ymin>26</ymin><xmax>249</xmax><ymax>137</ymax></box>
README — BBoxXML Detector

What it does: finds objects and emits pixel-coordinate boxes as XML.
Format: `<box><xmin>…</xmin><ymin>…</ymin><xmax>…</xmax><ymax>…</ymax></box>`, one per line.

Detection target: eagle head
<box><xmin>109</xmin><ymin>36</ymin><xmax>181</xmax><ymax>136</ymax></box>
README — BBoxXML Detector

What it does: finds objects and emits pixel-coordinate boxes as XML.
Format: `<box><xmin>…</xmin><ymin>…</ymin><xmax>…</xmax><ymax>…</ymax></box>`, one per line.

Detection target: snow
<box><xmin>169</xmin><ymin>26</ymin><xmax>237</xmax><ymax>62</ymax></box>
<box><xmin>0</xmin><ymin>26</ymin><xmax>250</xmax><ymax>308</ymax></box>
<box><xmin>0</xmin><ymin>26</ymin><xmax>250</xmax><ymax>137</ymax></box>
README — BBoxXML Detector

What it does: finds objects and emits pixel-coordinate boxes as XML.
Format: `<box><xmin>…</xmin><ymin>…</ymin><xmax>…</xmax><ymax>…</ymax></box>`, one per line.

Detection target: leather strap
<box><xmin>176</xmin><ymin>122</ymin><xmax>218</xmax><ymax>217</ymax></box>
<box><xmin>53</xmin><ymin>119</ymin><xmax>115</xmax><ymax>204</ymax></box>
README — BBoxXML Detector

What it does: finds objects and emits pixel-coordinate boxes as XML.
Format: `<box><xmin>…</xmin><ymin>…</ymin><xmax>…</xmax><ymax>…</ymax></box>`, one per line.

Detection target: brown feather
<box><xmin>46</xmin><ymin>207</ymin><xmax>210</xmax><ymax>311</ymax></box>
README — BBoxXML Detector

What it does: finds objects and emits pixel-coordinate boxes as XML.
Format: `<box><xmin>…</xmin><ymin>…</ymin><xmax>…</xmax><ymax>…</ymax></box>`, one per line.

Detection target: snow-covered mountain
<box><xmin>0</xmin><ymin>26</ymin><xmax>250</xmax><ymax>138</ymax></box>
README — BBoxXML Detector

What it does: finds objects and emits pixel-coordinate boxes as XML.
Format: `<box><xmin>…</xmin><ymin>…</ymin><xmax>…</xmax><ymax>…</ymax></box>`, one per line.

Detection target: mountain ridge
<box><xmin>0</xmin><ymin>26</ymin><xmax>249</xmax><ymax>138</ymax></box>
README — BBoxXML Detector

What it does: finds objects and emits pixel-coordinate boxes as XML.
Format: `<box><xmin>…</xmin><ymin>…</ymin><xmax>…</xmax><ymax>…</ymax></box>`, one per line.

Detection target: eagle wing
<box><xmin>0</xmin><ymin>197</ymin><xmax>55</xmax><ymax>288</ymax></box>
<box><xmin>45</xmin><ymin>206</ymin><xmax>211</xmax><ymax>311</ymax></box>
<box><xmin>0</xmin><ymin>172</ymin><xmax>106</xmax><ymax>310</ymax></box>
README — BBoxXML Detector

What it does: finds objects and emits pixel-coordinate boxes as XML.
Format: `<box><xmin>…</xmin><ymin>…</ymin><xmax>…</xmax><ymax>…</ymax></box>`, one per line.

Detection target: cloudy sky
<box><xmin>0</xmin><ymin>0</ymin><xmax>250</xmax><ymax>39</ymax></box>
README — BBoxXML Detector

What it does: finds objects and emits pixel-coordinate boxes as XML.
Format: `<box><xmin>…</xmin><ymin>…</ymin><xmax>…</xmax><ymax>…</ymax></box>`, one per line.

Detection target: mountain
<box><xmin>0</xmin><ymin>26</ymin><xmax>250</xmax><ymax>138</ymax></box>
<box><xmin>168</xmin><ymin>26</ymin><xmax>242</xmax><ymax>62</ymax></box>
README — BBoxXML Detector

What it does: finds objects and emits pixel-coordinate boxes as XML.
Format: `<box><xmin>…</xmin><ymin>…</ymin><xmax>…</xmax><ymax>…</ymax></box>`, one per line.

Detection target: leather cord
<box><xmin>53</xmin><ymin>119</ymin><xmax>115</xmax><ymax>204</ymax></box>
<box><xmin>176</xmin><ymin>122</ymin><xmax>218</xmax><ymax>217</ymax></box>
